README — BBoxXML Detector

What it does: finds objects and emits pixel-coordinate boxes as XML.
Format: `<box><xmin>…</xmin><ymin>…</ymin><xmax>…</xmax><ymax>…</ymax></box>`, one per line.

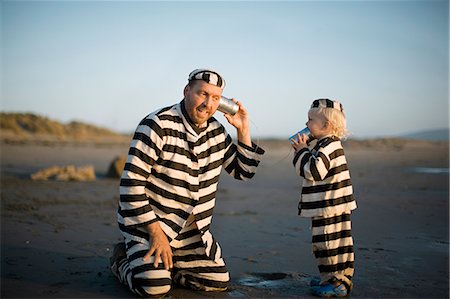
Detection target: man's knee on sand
<box><xmin>131</xmin><ymin>264</ymin><xmax>172</xmax><ymax>297</ymax></box>
<box><xmin>131</xmin><ymin>274</ymin><xmax>172</xmax><ymax>297</ymax></box>
<box><xmin>131</xmin><ymin>269</ymin><xmax>230</xmax><ymax>297</ymax></box>
<box><xmin>173</xmin><ymin>270</ymin><xmax>230</xmax><ymax>292</ymax></box>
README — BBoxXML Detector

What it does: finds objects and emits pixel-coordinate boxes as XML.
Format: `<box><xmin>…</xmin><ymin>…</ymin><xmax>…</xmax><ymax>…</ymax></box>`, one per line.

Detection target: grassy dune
<box><xmin>0</xmin><ymin>113</ymin><xmax>130</xmax><ymax>144</ymax></box>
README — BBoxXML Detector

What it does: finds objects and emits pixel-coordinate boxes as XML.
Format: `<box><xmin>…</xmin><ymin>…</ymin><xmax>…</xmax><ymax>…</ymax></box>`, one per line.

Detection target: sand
<box><xmin>1</xmin><ymin>139</ymin><xmax>448</xmax><ymax>298</ymax></box>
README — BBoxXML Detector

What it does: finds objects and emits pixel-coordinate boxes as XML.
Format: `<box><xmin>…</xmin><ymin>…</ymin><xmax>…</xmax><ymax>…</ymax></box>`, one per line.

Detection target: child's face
<box><xmin>306</xmin><ymin>110</ymin><xmax>331</xmax><ymax>139</ymax></box>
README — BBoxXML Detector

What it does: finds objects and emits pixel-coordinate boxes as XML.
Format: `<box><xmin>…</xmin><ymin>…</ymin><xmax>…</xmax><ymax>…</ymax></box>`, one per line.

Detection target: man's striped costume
<box><xmin>116</xmin><ymin>100</ymin><xmax>264</xmax><ymax>296</ymax></box>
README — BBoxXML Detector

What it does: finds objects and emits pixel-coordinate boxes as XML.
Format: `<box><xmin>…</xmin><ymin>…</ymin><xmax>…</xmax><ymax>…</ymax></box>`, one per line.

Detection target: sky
<box><xmin>1</xmin><ymin>0</ymin><xmax>449</xmax><ymax>139</ymax></box>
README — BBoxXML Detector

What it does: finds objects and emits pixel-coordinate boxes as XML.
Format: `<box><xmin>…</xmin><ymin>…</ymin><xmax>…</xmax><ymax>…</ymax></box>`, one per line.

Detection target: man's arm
<box><xmin>119</xmin><ymin>116</ymin><xmax>173</xmax><ymax>270</ymax></box>
<box><xmin>222</xmin><ymin>99</ymin><xmax>265</xmax><ymax>180</ymax></box>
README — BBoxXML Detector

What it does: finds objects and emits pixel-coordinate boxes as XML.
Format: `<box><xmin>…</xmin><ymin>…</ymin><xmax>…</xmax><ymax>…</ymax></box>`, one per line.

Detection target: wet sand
<box><xmin>1</xmin><ymin>139</ymin><xmax>448</xmax><ymax>298</ymax></box>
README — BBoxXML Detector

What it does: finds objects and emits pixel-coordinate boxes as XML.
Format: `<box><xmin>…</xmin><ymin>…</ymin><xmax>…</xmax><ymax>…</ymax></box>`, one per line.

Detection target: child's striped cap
<box><xmin>311</xmin><ymin>99</ymin><xmax>344</xmax><ymax>112</ymax></box>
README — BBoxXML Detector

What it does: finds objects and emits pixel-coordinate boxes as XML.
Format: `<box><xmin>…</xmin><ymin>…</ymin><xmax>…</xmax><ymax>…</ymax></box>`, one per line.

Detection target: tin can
<box><xmin>218</xmin><ymin>96</ymin><xmax>239</xmax><ymax>116</ymax></box>
<box><xmin>289</xmin><ymin>127</ymin><xmax>314</xmax><ymax>144</ymax></box>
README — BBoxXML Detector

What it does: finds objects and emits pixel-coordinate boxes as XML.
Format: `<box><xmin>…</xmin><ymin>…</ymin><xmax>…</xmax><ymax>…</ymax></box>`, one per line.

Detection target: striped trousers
<box><xmin>311</xmin><ymin>212</ymin><xmax>355</xmax><ymax>290</ymax></box>
<box><xmin>114</xmin><ymin>222</ymin><xmax>229</xmax><ymax>297</ymax></box>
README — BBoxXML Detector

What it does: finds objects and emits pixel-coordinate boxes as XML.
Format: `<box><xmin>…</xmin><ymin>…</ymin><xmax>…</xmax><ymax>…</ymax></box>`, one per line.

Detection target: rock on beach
<box><xmin>106</xmin><ymin>156</ymin><xmax>126</xmax><ymax>178</ymax></box>
<box><xmin>31</xmin><ymin>165</ymin><xmax>96</xmax><ymax>181</ymax></box>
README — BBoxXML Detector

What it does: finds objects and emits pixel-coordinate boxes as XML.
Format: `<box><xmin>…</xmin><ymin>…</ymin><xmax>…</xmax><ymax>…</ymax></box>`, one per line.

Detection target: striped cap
<box><xmin>188</xmin><ymin>69</ymin><xmax>226</xmax><ymax>89</ymax></box>
<box><xmin>311</xmin><ymin>99</ymin><xmax>344</xmax><ymax>112</ymax></box>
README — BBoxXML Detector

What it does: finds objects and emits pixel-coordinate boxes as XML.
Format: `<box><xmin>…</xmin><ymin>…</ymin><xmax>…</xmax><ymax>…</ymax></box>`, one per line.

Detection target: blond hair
<box><xmin>309</xmin><ymin>101</ymin><xmax>349</xmax><ymax>139</ymax></box>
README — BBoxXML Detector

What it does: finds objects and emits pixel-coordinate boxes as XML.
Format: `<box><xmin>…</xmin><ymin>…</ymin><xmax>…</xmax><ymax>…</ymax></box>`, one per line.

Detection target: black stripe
<box><xmin>312</xmin><ymin>230</ymin><xmax>352</xmax><ymax>243</ymax></box>
<box><xmin>301</xmin><ymin>195</ymin><xmax>355</xmax><ymax>211</ymax></box>
<box><xmin>156</xmin><ymin>158</ymin><xmax>199</xmax><ymax>177</ymax></box>
<box><xmin>300</xmin><ymin>152</ymin><xmax>312</xmax><ymax>171</ymax></box>
<box><xmin>173</xmin><ymin>254</ymin><xmax>208</xmax><ymax>263</ymax></box>
<box><xmin>224</xmin><ymin>157</ymin><xmax>256</xmax><ymax>180</ymax></box>
<box><xmin>293</xmin><ymin>148</ymin><xmax>308</xmax><ymax>166</ymax></box>
<box><xmin>175</xmin><ymin>228</ymin><xmax>201</xmax><ymax>241</ymax></box>
<box><xmin>312</xmin><ymin>214</ymin><xmax>351</xmax><ymax>227</ymax></box>
<box><xmin>138</xmin><ymin>118</ymin><xmax>164</xmax><ymax>140</ymax></box>
<box><xmin>133</xmin><ymin>277</ymin><xmax>172</xmax><ymax>287</ymax></box>
<box><xmin>318</xmin><ymin>152</ymin><xmax>330</xmax><ymax>170</ymax></box>
<box><xmin>195</xmin><ymin>126</ymin><xmax>226</xmax><ymax>147</ymax></box>
<box><xmin>315</xmin><ymin>137</ymin><xmax>336</xmax><ymax>151</ymax></box>
<box><xmin>329</xmin><ymin>148</ymin><xmax>345</xmax><ymax>160</ymax></box>
<box><xmin>124</xmin><ymin>162</ymin><xmax>149</xmax><ymax>178</ymax></box>
<box><xmin>197</xmin><ymin>140</ymin><xmax>228</xmax><ymax>160</ymax></box>
<box><xmin>198</xmin><ymin>192</ymin><xmax>216</xmax><ymax>205</ymax></box>
<box><xmin>160</xmin><ymin>217</ymin><xmax>182</xmax><ymax>234</ymax></box>
<box><xmin>190</xmin><ymin>266</ymin><xmax>228</xmax><ymax>275</ymax></box>
<box><xmin>120</xmin><ymin>178</ymin><xmax>147</xmax><ymax>187</ymax></box>
<box><xmin>312</xmin><ymin>99</ymin><xmax>320</xmax><ymax>108</ymax></box>
<box><xmin>237</xmin><ymin>150</ymin><xmax>259</xmax><ymax>167</ymax></box>
<box><xmin>162</xmin><ymin>144</ymin><xmax>197</xmax><ymax>162</ymax></box>
<box><xmin>120</xmin><ymin>194</ymin><xmax>148</xmax><ymax>202</ymax></box>
<box><xmin>119</xmin><ymin>222</ymin><xmax>154</xmax><ymax>237</ymax></box>
<box><xmin>209</xmin><ymin>241</ymin><xmax>218</xmax><ymax>260</ymax></box>
<box><xmin>314</xmin><ymin>245</ymin><xmax>354</xmax><ymax>258</ymax></box>
<box><xmin>151</xmin><ymin>170</ymin><xmax>199</xmax><ymax>192</ymax></box>
<box><xmin>195</xmin><ymin>206</ymin><xmax>214</xmax><ymax>221</ymax></box>
<box><xmin>299</xmin><ymin>152</ymin><xmax>312</xmax><ymax>178</ymax></box>
<box><xmin>217</xmin><ymin>75</ymin><xmax>223</xmax><ymax>87</ymax></box>
<box><xmin>175</xmin><ymin>241</ymin><xmax>205</xmax><ymax>252</ymax></box>
<box><xmin>310</xmin><ymin>158</ymin><xmax>321</xmax><ymax>181</ymax></box>
<box><xmin>324</xmin><ymin>164</ymin><xmax>349</xmax><ymax>179</ymax></box>
<box><xmin>302</xmin><ymin>179</ymin><xmax>352</xmax><ymax>194</ymax></box>
<box><xmin>162</xmin><ymin>127</ymin><xmax>188</xmax><ymax>140</ymax></box>
<box><xmin>223</xmin><ymin>139</ymin><xmax>235</xmax><ymax>162</ymax></box>
<box><xmin>118</xmin><ymin>204</ymin><xmax>153</xmax><ymax>218</ymax></box>
<box><xmin>199</xmin><ymin>174</ymin><xmax>220</xmax><ymax>189</ymax></box>
<box><xmin>238</xmin><ymin>141</ymin><xmax>265</xmax><ymax>155</ymax></box>
<box><xmin>199</xmin><ymin>159</ymin><xmax>223</xmax><ymax>175</ymax></box>
<box><xmin>181</xmin><ymin>274</ymin><xmax>228</xmax><ymax>289</ymax></box>
<box><xmin>146</xmin><ymin>182</ymin><xmax>197</xmax><ymax>206</ymax></box>
<box><xmin>325</xmin><ymin>99</ymin><xmax>334</xmax><ymax>108</ymax></box>
<box><xmin>318</xmin><ymin>261</ymin><xmax>354</xmax><ymax>274</ymax></box>
<box><xmin>155</xmin><ymin>106</ymin><xmax>174</xmax><ymax>116</ymax></box>
<box><xmin>203</xmin><ymin>73</ymin><xmax>210</xmax><ymax>83</ymax></box>
<box><xmin>129</xmin><ymin>145</ymin><xmax>158</xmax><ymax>166</ymax></box>
<box><xmin>178</xmin><ymin>266</ymin><xmax>228</xmax><ymax>274</ymax></box>
<box><xmin>158</xmin><ymin>114</ymin><xmax>183</xmax><ymax>123</ymax></box>
<box><xmin>224</xmin><ymin>157</ymin><xmax>237</xmax><ymax>175</ymax></box>
<box><xmin>150</xmin><ymin>200</ymin><xmax>191</xmax><ymax>220</ymax></box>
<box><xmin>128</xmin><ymin>249</ymin><xmax>148</xmax><ymax>261</ymax></box>
<box><xmin>238</xmin><ymin>166</ymin><xmax>256</xmax><ymax>180</ymax></box>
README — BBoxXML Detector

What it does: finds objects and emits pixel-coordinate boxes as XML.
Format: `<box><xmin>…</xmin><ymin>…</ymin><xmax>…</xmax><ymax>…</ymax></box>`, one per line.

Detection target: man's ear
<box><xmin>183</xmin><ymin>85</ymin><xmax>190</xmax><ymax>98</ymax></box>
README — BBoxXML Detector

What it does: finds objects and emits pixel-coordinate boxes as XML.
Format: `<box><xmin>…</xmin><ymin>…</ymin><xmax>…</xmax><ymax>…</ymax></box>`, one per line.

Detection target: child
<box><xmin>290</xmin><ymin>99</ymin><xmax>357</xmax><ymax>298</ymax></box>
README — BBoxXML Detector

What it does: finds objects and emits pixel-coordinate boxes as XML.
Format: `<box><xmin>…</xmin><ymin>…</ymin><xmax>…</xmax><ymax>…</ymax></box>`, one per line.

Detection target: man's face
<box><xmin>184</xmin><ymin>80</ymin><xmax>223</xmax><ymax>127</ymax></box>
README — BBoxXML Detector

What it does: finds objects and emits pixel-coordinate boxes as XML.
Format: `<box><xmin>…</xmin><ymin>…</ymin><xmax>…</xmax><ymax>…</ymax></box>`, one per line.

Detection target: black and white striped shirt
<box><xmin>118</xmin><ymin>101</ymin><xmax>265</xmax><ymax>261</ymax></box>
<box><xmin>293</xmin><ymin>136</ymin><xmax>356</xmax><ymax>217</ymax></box>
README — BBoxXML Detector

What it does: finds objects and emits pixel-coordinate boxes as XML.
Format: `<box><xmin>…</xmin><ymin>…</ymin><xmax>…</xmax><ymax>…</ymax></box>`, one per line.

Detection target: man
<box><xmin>110</xmin><ymin>69</ymin><xmax>265</xmax><ymax>297</ymax></box>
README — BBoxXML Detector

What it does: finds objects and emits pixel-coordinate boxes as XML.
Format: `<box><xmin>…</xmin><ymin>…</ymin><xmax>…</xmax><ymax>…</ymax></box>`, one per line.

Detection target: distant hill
<box><xmin>401</xmin><ymin>128</ymin><xmax>449</xmax><ymax>141</ymax></box>
<box><xmin>0</xmin><ymin>113</ymin><xmax>130</xmax><ymax>144</ymax></box>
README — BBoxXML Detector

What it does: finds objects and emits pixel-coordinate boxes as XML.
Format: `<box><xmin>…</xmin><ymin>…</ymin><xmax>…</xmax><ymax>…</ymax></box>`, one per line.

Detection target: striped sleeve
<box><xmin>223</xmin><ymin>134</ymin><xmax>265</xmax><ymax>181</ymax></box>
<box><xmin>118</xmin><ymin>115</ymin><xmax>163</xmax><ymax>227</ymax></box>
<box><xmin>293</xmin><ymin>140</ymin><xmax>339</xmax><ymax>182</ymax></box>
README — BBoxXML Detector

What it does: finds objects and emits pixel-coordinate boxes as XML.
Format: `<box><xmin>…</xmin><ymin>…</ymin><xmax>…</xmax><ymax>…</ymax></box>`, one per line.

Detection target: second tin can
<box><xmin>289</xmin><ymin>127</ymin><xmax>314</xmax><ymax>144</ymax></box>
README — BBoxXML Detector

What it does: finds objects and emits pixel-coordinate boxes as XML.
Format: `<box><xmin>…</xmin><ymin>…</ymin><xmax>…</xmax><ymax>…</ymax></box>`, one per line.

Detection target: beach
<box><xmin>1</xmin><ymin>139</ymin><xmax>448</xmax><ymax>298</ymax></box>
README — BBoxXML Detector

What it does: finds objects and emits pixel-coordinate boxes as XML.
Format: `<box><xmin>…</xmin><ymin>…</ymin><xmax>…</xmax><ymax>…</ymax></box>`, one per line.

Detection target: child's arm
<box><xmin>292</xmin><ymin>142</ymin><xmax>332</xmax><ymax>181</ymax></box>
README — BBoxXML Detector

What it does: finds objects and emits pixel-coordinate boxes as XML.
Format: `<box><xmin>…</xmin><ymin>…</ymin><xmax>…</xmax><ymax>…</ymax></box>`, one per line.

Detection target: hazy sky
<box><xmin>2</xmin><ymin>0</ymin><xmax>448</xmax><ymax>138</ymax></box>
